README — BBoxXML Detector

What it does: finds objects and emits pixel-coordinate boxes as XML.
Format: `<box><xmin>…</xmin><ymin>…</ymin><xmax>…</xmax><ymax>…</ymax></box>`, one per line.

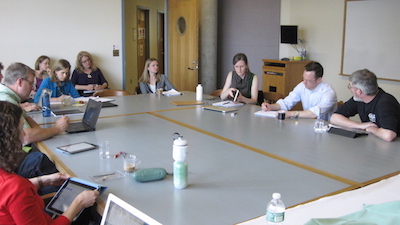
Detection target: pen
<box><xmin>233</xmin><ymin>90</ymin><xmax>239</xmax><ymax>102</ymax></box>
<box><xmin>223</xmin><ymin>101</ymin><xmax>230</xmax><ymax>105</ymax></box>
<box><xmin>93</xmin><ymin>172</ymin><xmax>115</xmax><ymax>178</ymax></box>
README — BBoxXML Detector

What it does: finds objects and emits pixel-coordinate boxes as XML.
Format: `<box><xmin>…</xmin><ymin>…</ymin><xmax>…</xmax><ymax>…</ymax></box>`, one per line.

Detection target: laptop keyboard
<box><xmin>68</xmin><ymin>123</ymin><xmax>90</xmax><ymax>132</ymax></box>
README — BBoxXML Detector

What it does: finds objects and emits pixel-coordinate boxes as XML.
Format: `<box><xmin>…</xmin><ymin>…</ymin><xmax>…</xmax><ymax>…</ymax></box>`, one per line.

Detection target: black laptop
<box><xmin>66</xmin><ymin>99</ymin><xmax>102</xmax><ymax>134</ymax></box>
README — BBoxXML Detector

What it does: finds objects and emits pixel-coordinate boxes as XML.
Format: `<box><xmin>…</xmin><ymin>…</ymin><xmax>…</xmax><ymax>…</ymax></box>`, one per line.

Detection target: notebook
<box><xmin>254</xmin><ymin>110</ymin><xmax>278</xmax><ymax>118</ymax></box>
<box><xmin>66</xmin><ymin>99</ymin><xmax>102</xmax><ymax>134</ymax></box>
<box><xmin>202</xmin><ymin>105</ymin><xmax>239</xmax><ymax>113</ymax></box>
<box><xmin>100</xmin><ymin>193</ymin><xmax>162</xmax><ymax>225</ymax></box>
<box><xmin>212</xmin><ymin>100</ymin><xmax>244</xmax><ymax>108</ymax></box>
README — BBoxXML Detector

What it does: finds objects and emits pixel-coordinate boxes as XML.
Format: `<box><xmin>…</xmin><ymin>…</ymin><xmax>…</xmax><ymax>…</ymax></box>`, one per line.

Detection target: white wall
<box><xmin>0</xmin><ymin>0</ymin><xmax>123</xmax><ymax>90</ymax></box>
<box><xmin>280</xmin><ymin>0</ymin><xmax>400</xmax><ymax>102</ymax></box>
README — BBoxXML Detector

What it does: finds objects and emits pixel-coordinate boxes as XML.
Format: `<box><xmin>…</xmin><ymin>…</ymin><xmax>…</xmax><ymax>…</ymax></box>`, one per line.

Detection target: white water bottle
<box><xmin>266</xmin><ymin>193</ymin><xmax>285</xmax><ymax>224</ymax></box>
<box><xmin>173</xmin><ymin>132</ymin><xmax>188</xmax><ymax>189</ymax></box>
<box><xmin>196</xmin><ymin>84</ymin><xmax>203</xmax><ymax>101</ymax></box>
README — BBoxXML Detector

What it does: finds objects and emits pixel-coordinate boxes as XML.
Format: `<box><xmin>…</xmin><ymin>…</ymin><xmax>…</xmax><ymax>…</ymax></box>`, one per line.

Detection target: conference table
<box><xmin>33</xmin><ymin>92</ymin><xmax>400</xmax><ymax>225</ymax></box>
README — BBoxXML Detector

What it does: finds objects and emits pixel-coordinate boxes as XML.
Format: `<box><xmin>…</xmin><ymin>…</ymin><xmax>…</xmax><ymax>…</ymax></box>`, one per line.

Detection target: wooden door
<box><xmin>169</xmin><ymin>0</ymin><xmax>199</xmax><ymax>91</ymax></box>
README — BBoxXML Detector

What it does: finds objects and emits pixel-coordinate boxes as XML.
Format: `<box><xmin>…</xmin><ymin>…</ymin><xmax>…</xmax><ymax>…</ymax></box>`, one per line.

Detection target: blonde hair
<box><xmin>75</xmin><ymin>51</ymin><xmax>98</xmax><ymax>73</ymax></box>
<box><xmin>139</xmin><ymin>58</ymin><xmax>160</xmax><ymax>84</ymax></box>
<box><xmin>51</xmin><ymin>59</ymin><xmax>71</xmax><ymax>82</ymax></box>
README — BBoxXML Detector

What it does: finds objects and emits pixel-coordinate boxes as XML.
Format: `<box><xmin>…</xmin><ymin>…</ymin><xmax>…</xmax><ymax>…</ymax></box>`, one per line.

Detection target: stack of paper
<box><xmin>212</xmin><ymin>101</ymin><xmax>244</xmax><ymax>108</ymax></box>
<box><xmin>162</xmin><ymin>89</ymin><xmax>182</xmax><ymax>96</ymax></box>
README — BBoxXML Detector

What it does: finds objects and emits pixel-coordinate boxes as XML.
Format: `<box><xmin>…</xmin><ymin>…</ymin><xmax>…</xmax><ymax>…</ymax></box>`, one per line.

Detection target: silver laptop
<box><xmin>66</xmin><ymin>99</ymin><xmax>102</xmax><ymax>134</ymax></box>
<box><xmin>100</xmin><ymin>193</ymin><xmax>162</xmax><ymax>225</ymax></box>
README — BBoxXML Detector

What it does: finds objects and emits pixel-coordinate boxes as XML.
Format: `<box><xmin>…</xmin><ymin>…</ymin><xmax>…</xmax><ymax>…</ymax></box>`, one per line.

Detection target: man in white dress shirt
<box><xmin>261</xmin><ymin>61</ymin><xmax>337</xmax><ymax>121</ymax></box>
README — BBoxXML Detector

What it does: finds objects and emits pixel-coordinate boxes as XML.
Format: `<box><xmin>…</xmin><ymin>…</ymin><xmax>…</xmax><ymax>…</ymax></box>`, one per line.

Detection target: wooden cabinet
<box><xmin>262</xmin><ymin>59</ymin><xmax>311</xmax><ymax>96</ymax></box>
<box><xmin>262</xmin><ymin>59</ymin><xmax>311</xmax><ymax>110</ymax></box>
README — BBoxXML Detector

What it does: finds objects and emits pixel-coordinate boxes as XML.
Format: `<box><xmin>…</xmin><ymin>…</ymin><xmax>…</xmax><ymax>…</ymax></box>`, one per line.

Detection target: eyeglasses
<box><xmin>81</xmin><ymin>58</ymin><xmax>91</xmax><ymax>64</ymax></box>
<box><xmin>347</xmin><ymin>83</ymin><xmax>357</xmax><ymax>90</ymax></box>
<box><xmin>22</xmin><ymin>78</ymin><xmax>34</xmax><ymax>86</ymax></box>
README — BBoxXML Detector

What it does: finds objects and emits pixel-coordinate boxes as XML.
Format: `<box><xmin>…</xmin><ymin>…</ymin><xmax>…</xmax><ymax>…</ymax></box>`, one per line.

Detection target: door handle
<box><xmin>187</xmin><ymin>60</ymin><xmax>199</xmax><ymax>71</ymax></box>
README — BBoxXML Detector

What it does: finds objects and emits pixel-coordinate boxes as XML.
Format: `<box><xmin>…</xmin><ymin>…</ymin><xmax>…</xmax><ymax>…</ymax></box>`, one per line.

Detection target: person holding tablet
<box><xmin>0</xmin><ymin>101</ymin><xmax>99</xmax><ymax>224</ymax></box>
<box><xmin>220</xmin><ymin>53</ymin><xmax>259</xmax><ymax>104</ymax></box>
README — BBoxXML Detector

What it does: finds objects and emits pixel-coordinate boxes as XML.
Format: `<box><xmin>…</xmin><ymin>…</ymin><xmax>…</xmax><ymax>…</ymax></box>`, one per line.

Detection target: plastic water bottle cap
<box><xmin>272</xmin><ymin>193</ymin><xmax>281</xmax><ymax>199</ymax></box>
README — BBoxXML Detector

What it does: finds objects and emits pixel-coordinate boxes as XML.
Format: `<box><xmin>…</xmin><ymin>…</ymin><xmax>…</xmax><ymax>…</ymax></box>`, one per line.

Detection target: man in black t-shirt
<box><xmin>331</xmin><ymin>69</ymin><xmax>400</xmax><ymax>142</ymax></box>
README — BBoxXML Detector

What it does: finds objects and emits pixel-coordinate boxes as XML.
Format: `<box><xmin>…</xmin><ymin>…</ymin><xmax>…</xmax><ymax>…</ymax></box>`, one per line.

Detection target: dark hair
<box><xmin>350</xmin><ymin>69</ymin><xmax>378</xmax><ymax>96</ymax></box>
<box><xmin>305</xmin><ymin>61</ymin><xmax>324</xmax><ymax>79</ymax></box>
<box><xmin>0</xmin><ymin>62</ymin><xmax>3</xmax><ymax>71</ymax></box>
<box><xmin>0</xmin><ymin>101</ymin><xmax>25</xmax><ymax>172</ymax></box>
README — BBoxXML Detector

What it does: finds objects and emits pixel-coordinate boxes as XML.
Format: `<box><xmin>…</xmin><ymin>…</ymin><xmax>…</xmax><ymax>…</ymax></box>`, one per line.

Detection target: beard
<box><xmin>353</xmin><ymin>96</ymin><xmax>363</xmax><ymax>102</ymax></box>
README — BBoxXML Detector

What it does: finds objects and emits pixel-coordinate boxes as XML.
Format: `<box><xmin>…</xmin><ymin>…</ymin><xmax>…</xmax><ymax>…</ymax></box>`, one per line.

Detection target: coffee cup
<box><xmin>277</xmin><ymin>110</ymin><xmax>286</xmax><ymax>120</ymax></box>
<box><xmin>123</xmin><ymin>154</ymin><xmax>141</xmax><ymax>173</ymax></box>
<box><xmin>63</xmin><ymin>96</ymin><xmax>72</xmax><ymax>106</ymax></box>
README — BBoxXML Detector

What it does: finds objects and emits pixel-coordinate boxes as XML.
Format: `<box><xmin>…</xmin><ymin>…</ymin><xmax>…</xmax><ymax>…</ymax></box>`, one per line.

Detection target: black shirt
<box><xmin>335</xmin><ymin>88</ymin><xmax>400</xmax><ymax>135</ymax></box>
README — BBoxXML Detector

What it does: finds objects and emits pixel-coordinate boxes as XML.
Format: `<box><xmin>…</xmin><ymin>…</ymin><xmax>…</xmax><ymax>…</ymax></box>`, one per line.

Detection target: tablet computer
<box><xmin>56</xmin><ymin>142</ymin><xmax>98</xmax><ymax>154</ymax></box>
<box><xmin>45</xmin><ymin>178</ymin><xmax>101</xmax><ymax>219</ymax></box>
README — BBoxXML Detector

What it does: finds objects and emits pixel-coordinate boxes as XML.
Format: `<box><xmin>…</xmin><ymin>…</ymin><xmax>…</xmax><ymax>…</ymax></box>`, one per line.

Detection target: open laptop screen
<box><xmin>83</xmin><ymin>99</ymin><xmax>102</xmax><ymax>127</ymax></box>
<box><xmin>101</xmin><ymin>193</ymin><xmax>162</xmax><ymax>225</ymax></box>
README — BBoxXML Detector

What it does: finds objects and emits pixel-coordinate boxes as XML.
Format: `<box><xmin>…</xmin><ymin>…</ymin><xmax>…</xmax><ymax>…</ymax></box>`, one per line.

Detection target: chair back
<box><xmin>263</xmin><ymin>91</ymin><xmax>284</xmax><ymax>104</ymax></box>
<box><xmin>93</xmin><ymin>89</ymin><xmax>131</xmax><ymax>97</ymax></box>
<box><xmin>210</xmin><ymin>89</ymin><xmax>222</xmax><ymax>97</ymax></box>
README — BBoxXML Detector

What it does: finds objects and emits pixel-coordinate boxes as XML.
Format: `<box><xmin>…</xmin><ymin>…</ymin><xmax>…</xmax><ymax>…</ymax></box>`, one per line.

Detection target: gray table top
<box><xmin>41</xmin><ymin>114</ymin><xmax>348</xmax><ymax>225</ymax></box>
<box><xmin>37</xmin><ymin>92</ymin><xmax>400</xmax><ymax>224</ymax></box>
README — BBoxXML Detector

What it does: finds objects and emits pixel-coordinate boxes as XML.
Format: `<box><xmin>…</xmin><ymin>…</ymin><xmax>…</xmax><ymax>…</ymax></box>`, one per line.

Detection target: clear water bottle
<box><xmin>196</xmin><ymin>84</ymin><xmax>203</xmax><ymax>101</ymax></box>
<box><xmin>173</xmin><ymin>132</ymin><xmax>188</xmax><ymax>189</ymax></box>
<box><xmin>42</xmin><ymin>92</ymin><xmax>51</xmax><ymax>117</ymax></box>
<box><xmin>266</xmin><ymin>193</ymin><xmax>285</xmax><ymax>224</ymax></box>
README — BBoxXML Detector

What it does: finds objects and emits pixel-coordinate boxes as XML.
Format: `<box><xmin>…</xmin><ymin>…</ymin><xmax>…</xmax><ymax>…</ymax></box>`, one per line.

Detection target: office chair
<box><xmin>263</xmin><ymin>91</ymin><xmax>284</xmax><ymax>104</ymax></box>
<box><xmin>210</xmin><ymin>89</ymin><xmax>222</xmax><ymax>97</ymax></box>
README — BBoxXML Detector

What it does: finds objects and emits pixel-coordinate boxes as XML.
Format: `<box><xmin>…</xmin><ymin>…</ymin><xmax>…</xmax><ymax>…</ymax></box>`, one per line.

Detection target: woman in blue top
<box><xmin>34</xmin><ymin>59</ymin><xmax>80</xmax><ymax>103</ymax></box>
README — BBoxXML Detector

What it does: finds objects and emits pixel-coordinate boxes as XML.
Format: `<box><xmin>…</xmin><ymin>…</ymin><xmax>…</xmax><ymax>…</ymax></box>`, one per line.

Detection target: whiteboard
<box><xmin>341</xmin><ymin>0</ymin><xmax>400</xmax><ymax>81</ymax></box>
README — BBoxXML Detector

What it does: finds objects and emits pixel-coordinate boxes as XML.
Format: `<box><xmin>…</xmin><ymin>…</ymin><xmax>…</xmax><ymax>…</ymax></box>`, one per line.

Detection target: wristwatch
<box><xmin>293</xmin><ymin>111</ymin><xmax>300</xmax><ymax>118</ymax></box>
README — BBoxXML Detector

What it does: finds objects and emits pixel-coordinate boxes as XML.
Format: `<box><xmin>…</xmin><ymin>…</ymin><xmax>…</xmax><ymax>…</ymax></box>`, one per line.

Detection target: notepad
<box><xmin>254</xmin><ymin>110</ymin><xmax>278</xmax><ymax>117</ymax></box>
<box><xmin>212</xmin><ymin>100</ymin><xmax>244</xmax><ymax>108</ymax></box>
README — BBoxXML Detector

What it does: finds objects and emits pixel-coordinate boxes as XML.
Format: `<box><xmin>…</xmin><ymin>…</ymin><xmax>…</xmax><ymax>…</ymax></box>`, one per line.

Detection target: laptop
<box><xmin>66</xmin><ymin>99</ymin><xmax>102</xmax><ymax>134</ymax></box>
<box><xmin>100</xmin><ymin>193</ymin><xmax>162</xmax><ymax>225</ymax></box>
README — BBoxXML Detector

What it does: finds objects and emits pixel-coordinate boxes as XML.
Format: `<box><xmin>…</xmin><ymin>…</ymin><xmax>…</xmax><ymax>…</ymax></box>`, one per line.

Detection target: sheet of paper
<box><xmin>162</xmin><ymin>89</ymin><xmax>182</xmax><ymax>96</ymax></box>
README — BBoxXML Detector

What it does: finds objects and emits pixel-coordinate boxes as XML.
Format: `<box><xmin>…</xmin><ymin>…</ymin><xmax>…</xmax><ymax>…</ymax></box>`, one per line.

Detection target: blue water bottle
<box><xmin>42</xmin><ymin>92</ymin><xmax>51</xmax><ymax>117</ymax></box>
